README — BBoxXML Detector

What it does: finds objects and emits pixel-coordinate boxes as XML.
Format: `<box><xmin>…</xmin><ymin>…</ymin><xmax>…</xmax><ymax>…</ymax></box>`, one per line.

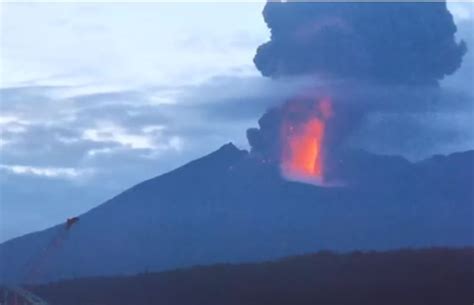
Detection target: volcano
<box><xmin>0</xmin><ymin>144</ymin><xmax>473</xmax><ymax>283</ymax></box>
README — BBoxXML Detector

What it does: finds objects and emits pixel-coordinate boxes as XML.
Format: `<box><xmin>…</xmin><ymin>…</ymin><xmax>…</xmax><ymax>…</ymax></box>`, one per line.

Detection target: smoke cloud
<box><xmin>254</xmin><ymin>1</ymin><xmax>466</xmax><ymax>85</ymax></box>
<box><xmin>247</xmin><ymin>1</ymin><xmax>469</xmax><ymax>182</ymax></box>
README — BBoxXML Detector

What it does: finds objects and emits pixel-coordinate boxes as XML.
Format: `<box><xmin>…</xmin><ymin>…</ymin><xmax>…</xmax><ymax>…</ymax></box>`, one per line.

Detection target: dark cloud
<box><xmin>1</xmin><ymin>77</ymin><xmax>296</xmax><ymax>241</ymax></box>
<box><xmin>347</xmin><ymin>111</ymin><xmax>474</xmax><ymax>160</ymax></box>
<box><xmin>248</xmin><ymin>1</ymin><xmax>472</xmax><ymax>170</ymax></box>
<box><xmin>176</xmin><ymin>75</ymin><xmax>310</xmax><ymax>122</ymax></box>
<box><xmin>254</xmin><ymin>1</ymin><xmax>466</xmax><ymax>85</ymax></box>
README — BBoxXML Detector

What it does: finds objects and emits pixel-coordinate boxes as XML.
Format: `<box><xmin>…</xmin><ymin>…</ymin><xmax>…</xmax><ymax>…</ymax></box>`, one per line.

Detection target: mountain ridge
<box><xmin>0</xmin><ymin>144</ymin><xmax>472</xmax><ymax>283</ymax></box>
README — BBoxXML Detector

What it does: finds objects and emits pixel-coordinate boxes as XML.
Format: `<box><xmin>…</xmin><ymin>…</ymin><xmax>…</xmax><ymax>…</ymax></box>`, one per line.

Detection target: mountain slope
<box><xmin>0</xmin><ymin>143</ymin><xmax>473</xmax><ymax>283</ymax></box>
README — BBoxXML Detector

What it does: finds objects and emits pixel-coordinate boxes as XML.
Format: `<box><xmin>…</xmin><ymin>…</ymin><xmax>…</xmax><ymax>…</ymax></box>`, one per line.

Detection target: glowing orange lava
<box><xmin>285</xmin><ymin>118</ymin><xmax>325</xmax><ymax>177</ymax></box>
<box><xmin>280</xmin><ymin>97</ymin><xmax>333</xmax><ymax>183</ymax></box>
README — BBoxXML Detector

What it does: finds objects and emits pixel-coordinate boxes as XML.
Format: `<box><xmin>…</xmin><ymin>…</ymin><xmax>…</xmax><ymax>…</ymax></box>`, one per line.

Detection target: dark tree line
<box><xmin>32</xmin><ymin>247</ymin><xmax>474</xmax><ymax>305</ymax></box>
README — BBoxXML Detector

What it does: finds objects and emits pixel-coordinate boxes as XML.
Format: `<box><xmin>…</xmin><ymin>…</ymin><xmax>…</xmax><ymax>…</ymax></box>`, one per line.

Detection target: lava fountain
<box><xmin>280</xmin><ymin>97</ymin><xmax>333</xmax><ymax>184</ymax></box>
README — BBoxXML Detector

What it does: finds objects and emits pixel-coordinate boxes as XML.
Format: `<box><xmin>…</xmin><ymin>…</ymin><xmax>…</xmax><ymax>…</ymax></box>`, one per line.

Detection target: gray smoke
<box><xmin>248</xmin><ymin>1</ymin><xmax>468</xmax><ymax>162</ymax></box>
<box><xmin>254</xmin><ymin>1</ymin><xmax>466</xmax><ymax>85</ymax></box>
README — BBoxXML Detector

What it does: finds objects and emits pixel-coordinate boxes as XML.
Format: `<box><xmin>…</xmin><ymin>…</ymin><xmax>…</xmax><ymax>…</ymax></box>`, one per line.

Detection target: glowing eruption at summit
<box><xmin>282</xmin><ymin>118</ymin><xmax>324</xmax><ymax>177</ymax></box>
<box><xmin>280</xmin><ymin>97</ymin><xmax>333</xmax><ymax>184</ymax></box>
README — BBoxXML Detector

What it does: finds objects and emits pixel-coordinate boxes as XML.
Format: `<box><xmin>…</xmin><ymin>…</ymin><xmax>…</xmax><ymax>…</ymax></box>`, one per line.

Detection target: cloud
<box><xmin>175</xmin><ymin>75</ymin><xmax>311</xmax><ymax>123</ymax></box>
<box><xmin>0</xmin><ymin>84</ymin><xmax>188</xmax><ymax>242</ymax></box>
<box><xmin>0</xmin><ymin>164</ymin><xmax>93</xmax><ymax>180</ymax></box>
<box><xmin>346</xmin><ymin>100</ymin><xmax>474</xmax><ymax>160</ymax></box>
<box><xmin>0</xmin><ymin>73</ymin><xmax>312</xmax><ymax>192</ymax></box>
<box><xmin>82</xmin><ymin>123</ymin><xmax>157</xmax><ymax>150</ymax></box>
<box><xmin>247</xmin><ymin>1</ymin><xmax>473</xmax><ymax>165</ymax></box>
<box><xmin>254</xmin><ymin>1</ymin><xmax>466</xmax><ymax>85</ymax></box>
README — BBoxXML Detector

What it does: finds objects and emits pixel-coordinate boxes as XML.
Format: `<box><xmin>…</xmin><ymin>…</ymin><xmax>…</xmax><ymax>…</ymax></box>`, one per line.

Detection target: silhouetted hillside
<box><xmin>1</xmin><ymin>144</ymin><xmax>473</xmax><ymax>283</ymax></box>
<box><xmin>32</xmin><ymin>248</ymin><xmax>474</xmax><ymax>305</ymax></box>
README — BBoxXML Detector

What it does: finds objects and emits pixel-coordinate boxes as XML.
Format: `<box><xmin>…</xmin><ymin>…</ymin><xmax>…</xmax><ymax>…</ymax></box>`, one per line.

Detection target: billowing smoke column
<box><xmin>248</xmin><ymin>1</ymin><xmax>466</xmax><ymax>185</ymax></box>
<box><xmin>254</xmin><ymin>1</ymin><xmax>465</xmax><ymax>85</ymax></box>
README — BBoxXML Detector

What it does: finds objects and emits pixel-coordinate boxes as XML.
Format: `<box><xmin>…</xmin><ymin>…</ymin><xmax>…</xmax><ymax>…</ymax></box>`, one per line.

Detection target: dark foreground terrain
<box><xmin>31</xmin><ymin>248</ymin><xmax>474</xmax><ymax>305</ymax></box>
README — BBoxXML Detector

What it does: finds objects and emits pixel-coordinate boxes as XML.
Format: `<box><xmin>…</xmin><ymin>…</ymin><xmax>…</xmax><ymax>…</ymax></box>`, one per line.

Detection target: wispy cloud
<box><xmin>82</xmin><ymin>122</ymin><xmax>157</xmax><ymax>150</ymax></box>
<box><xmin>0</xmin><ymin>164</ymin><xmax>94</xmax><ymax>179</ymax></box>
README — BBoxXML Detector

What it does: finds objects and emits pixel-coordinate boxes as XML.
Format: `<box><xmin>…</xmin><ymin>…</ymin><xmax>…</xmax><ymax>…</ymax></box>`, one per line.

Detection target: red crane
<box><xmin>2</xmin><ymin>217</ymin><xmax>80</xmax><ymax>305</ymax></box>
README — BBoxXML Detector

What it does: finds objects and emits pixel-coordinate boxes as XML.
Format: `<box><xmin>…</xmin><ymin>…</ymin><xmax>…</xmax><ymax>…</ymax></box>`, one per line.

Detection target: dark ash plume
<box><xmin>248</xmin><ymin>1</ymin><xmax>468</xmax><ymax>175</ymax></box>
<box><xmin>254</xmin><ymin>1</ymin><xmax>466</xmax><ymax>85</ymax></box>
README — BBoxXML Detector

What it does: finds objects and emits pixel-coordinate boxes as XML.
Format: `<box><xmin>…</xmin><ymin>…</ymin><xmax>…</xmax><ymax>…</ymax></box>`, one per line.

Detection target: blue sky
<box><xmin>0</xmin><ymin>1</ymin><xmax>473</xmax><ymax>242</ymax></box>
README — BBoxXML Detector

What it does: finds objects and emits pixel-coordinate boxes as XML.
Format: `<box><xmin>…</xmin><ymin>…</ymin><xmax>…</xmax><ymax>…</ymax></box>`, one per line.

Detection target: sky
<box><xmin>0</xmin><ymin>1</ymin><xmax>473</xmax><ymax>242</ymax></box>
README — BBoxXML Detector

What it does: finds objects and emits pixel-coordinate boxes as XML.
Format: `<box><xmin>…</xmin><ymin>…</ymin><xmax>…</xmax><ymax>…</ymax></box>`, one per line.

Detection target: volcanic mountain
<box><xmin>0</xmin><ymin>143</ymin><xmax>473</xmax><ymax>283</ymax></box>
